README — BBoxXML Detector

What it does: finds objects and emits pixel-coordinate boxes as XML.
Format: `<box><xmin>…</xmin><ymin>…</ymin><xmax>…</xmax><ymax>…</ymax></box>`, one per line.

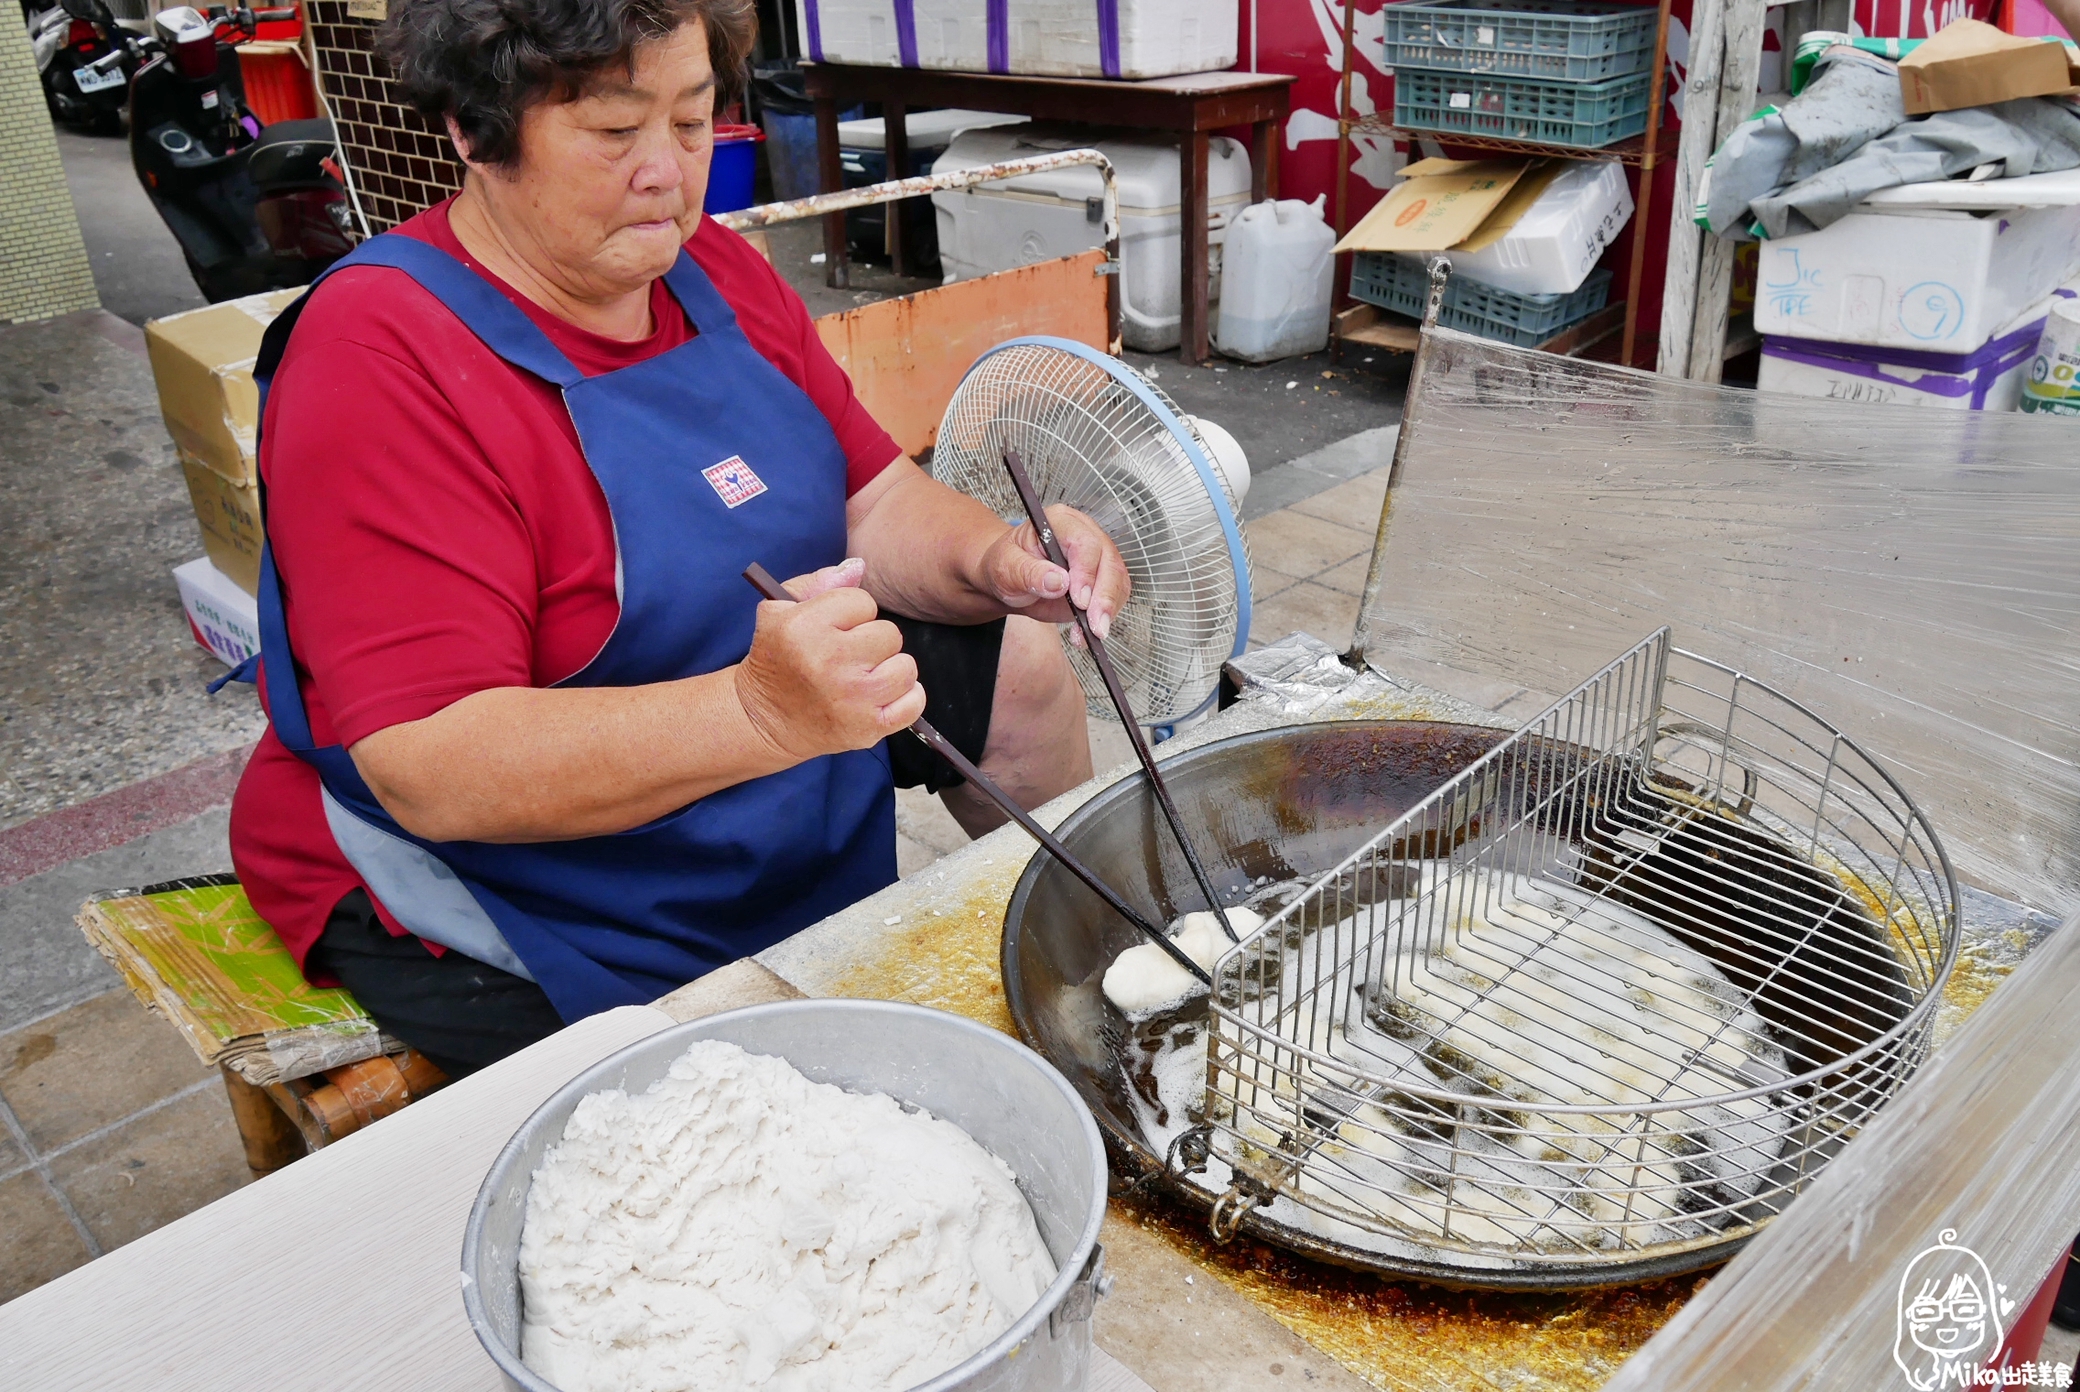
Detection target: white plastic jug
<box><xmin>1215</xmin><ymin>195</ymin><xmax>1335</xmax><ymax>363</ymax></box>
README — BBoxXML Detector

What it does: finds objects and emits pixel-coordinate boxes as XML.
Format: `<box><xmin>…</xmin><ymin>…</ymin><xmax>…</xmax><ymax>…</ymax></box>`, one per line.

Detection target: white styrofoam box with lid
<box><xmin>1757</xmin><ymin>284</ymin><xmax>2076</xmax><ymax>411</ymax></box>
<box><xmin>1446</xmin><ymin>159</ymin><xmax>1634</xmax><ymax>296</ymax></box>
<box><xmin>796</xmin><ymin>0</ymin><xmax>1236</xmax><ymax>80</ymax></box>
<box><xmin>1216</xmin><ymin>197</ymin><xmax>1336</xmax><ymax>362</ymax></box>
<box><xmin>173</xmin><ymin>556</ymin><xmax>260</xmax><ymax>668</ymax></box>
<box><xmin>836</xmin><ymin>109</ymin><xmax>1026</xmax><ymax>151</ymax></box>
<box><xmin>931</xmin><ymin>125</ymin><xmax>1252</xmax><ymax>352</ymax></box>
<box><xmin>1752</xmin><ymin>201</ymin><xmax>2080</xmax><ymax>352</ymax></box>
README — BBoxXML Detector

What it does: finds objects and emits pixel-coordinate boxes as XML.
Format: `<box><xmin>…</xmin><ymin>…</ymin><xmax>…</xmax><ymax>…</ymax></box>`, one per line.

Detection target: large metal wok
<box><xmin>1000</xmin><ymin>713</ymin><xmax>1947</xmax><ymax>1291</ymax></box>
<box><xmin>1002</xmin><ymin>719</ymin><xmax>1520</xmax><ymax>1282</ymax></box>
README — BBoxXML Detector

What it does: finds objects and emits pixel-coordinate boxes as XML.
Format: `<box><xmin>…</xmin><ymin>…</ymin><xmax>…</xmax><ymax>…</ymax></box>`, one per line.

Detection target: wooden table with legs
<box><xmin>801</xmin><ymin>64</ymin><xmax>1295</xmax><ymax>365</ymax></box>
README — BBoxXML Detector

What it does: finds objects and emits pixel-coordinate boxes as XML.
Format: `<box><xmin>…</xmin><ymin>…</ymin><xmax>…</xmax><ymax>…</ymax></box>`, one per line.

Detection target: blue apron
<box><xmin>245</xmin><ymin>234</ymin><xmax>897</xmax><ymax>1022</ymax></box>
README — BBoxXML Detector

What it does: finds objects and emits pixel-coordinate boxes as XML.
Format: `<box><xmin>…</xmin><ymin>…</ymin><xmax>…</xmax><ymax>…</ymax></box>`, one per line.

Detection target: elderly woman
<box><xmin>229</xmin><ymin>0</ymin><xmax>1127</xmax><ymax>1076</ymax></box>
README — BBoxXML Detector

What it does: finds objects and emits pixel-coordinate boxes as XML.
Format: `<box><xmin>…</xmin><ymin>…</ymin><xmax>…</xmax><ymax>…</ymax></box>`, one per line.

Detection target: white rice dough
<box><xmin>1101</xmin><ymin>907</ymin><xmax>1265</xmax><ymax>1019</ymax></box>
<box><xmin>518</xmin><ymin>1040</ymin><xmax>1056</xmax><ymax>1392</ymax></box>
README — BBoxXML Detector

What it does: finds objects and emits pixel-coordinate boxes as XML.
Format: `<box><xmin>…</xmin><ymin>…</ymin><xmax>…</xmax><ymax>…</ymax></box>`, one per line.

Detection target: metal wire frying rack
<box><xmin>1189</xmin><ymin>628</ymin><xmax>1960</xmax><ymax>1273</ymax></box>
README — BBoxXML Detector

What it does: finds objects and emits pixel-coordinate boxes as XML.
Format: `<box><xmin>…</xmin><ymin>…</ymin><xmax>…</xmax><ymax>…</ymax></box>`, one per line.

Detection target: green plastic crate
<box><xmin>1393</xmin><ymin>66</ymin><xmax>1651</xmax><ymax>149</ymax></box>
<box><xmin>1349</xmin><ymin>253</ymin><xmax>1614</xmax><ymax>347</ymax></box>
<box><xmin>1383</xmin><ymin>0</ymin><xmax>1658</xmax><ymax>82</ymax></box>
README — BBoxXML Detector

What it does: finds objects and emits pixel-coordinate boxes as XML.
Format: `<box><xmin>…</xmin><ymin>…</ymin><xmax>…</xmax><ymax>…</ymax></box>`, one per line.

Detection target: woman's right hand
<box><xmin>733</xmin><ymin>560</ymin><xmax>925</xmax><ymax>763</ymax></box>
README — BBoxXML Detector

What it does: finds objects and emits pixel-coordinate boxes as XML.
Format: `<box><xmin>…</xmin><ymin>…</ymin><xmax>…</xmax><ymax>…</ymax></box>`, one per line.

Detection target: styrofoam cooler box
<box><xmin>1757</xmin><ymin>288</ymin><xmax>2075</xmax><ymax>410</ymax></box>
<box><xmin>931</xmin><ymin>126</ymin><xmax>1252</xmax><ymax>352</ymax></box>
<box><xmin>1446</xmin><ymin>159</ymin><xmax>1633</xmax><ymax>296</ymax></box>
<box><xmin>173</xmin><ymin>556</ymin><xmax>260</xmax><ymax>668</ymax></box>
<box><xmin>796</xmin><ymin>0</ymin><xmax>1236</xmax><ymax>79</ymax></box>
<box><xmin>1753</xmin><ymin>202</ymin><xmax>2080</xmax><ymax>352</ymax></box>
<box><xmin>835</xmin><ymin>109</ymin><xmax>1026</xmax><ymax>150</ymax></box>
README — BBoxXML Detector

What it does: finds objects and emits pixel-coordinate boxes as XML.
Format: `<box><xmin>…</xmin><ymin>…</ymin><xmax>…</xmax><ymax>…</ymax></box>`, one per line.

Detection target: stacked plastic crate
<box><xmin>1351</xmin><ymin>0</ymin><xmax>1655</xmax><ymax>346</ymax></box>
<box><xmin>1384</xmin><ymin>0</ymin><xmax>1658</xmax><ymax>149</ymax></box>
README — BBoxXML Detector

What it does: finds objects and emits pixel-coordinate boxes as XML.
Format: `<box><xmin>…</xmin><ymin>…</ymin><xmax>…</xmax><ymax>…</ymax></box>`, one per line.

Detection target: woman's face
<box><xmin>494</xmin><ymin>20</ymin><xmax>717</xmax><ymax>297</ymax></box>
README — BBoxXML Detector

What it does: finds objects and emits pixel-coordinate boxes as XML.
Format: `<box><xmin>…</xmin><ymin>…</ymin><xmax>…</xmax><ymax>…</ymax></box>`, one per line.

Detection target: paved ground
<box><xmin>0</xmin><ymin>134</ymin><xmax>1407</xmax><ymax>1303</ymax></box>
<box><xmin>763</xmin><ymin>217</ymin><xmax>1414</xmax><ymax>477</ymax></box>
<box><xmin>55</xmin><ymin>129</ymin><xmax>207</xmax><ymax>328</ymax></box>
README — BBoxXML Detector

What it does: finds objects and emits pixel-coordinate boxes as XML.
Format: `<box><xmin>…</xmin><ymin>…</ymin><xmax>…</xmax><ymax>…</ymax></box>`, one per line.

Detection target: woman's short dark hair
<box><xmin>379</xmin><ymin>0</ymin><xmax>757</xmax><ymax>169</ymax></box>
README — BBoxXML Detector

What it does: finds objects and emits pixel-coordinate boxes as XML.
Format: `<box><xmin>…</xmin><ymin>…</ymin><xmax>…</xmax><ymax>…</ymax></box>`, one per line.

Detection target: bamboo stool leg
<box><xmin>220</xmin><ymin>1065</ymin><xmax>307</xmax><ymax>1174</ymax></box>
<box><xmin>261</xmin><ymin>1050</ymin><xmax>451</xmax><ymax>1154</ymax></box>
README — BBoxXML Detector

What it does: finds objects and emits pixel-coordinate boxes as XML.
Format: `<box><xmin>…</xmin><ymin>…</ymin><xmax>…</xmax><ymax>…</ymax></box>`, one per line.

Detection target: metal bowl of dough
<box><xmin>462</xmin><ymin>999</ymin><xmax>1111</xmax><ymax>1392</ymax></box>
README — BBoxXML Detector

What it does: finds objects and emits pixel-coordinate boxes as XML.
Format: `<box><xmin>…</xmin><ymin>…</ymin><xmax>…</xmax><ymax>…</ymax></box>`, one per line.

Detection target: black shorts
<box><xmin>311</xmin><ymin>616</ymin><xmax>1006</xmax><ymax>1072</ymax></box>
<box><xmin>887</xmin><ymin>613</ymin><xmax>1005</xmax><ymax>794</ymax></box>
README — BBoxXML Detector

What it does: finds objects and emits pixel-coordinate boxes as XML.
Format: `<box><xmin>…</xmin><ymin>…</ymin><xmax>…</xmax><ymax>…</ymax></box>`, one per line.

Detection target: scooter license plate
<box><xmin>74</xmin><ymin>65</ymin><xmax>124</xmax><ymax>93</ymax></box>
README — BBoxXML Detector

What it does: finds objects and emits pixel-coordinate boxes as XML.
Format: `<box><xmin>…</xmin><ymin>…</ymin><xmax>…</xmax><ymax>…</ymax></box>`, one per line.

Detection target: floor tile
<box><xmin>46</xmin><ymin>1082</ymin><xmax>249</xmax><ymax>1252</ymax></box>
<box><xmin>1243</xmin><ymin>510</ymin><xmax>1373</xmax><ymax>581</ymax></box>
<box><xmin>1248</xmin><ymin>582</ymin><xmax>1362</xmax><ymax>654</ymax></box>
<box><xmin>0</xmin><ymin>1170</ymin><xmax>93</xmax><ymax>1302</ymax></box>
<box><xmin>0</xmin><ymin>1122</ymin><xmax>26</xmax><ymax>1178</ymax></box>
<box><xmin>894</xmin><ymin>785</ymin><xmax>969</xmax><ymax>861</ymax></box>
<box><xmin>1313</xmin><ymin>554</ymin><xmax>1375</xmax><ymax>598</ymax></box>
<box><xmin>1248</xmin><ymin>564</ymin><xmax>1306</xmax><ymax>602</ymax></box>
<box><xmin>895</xmin><ymin>833</ymin><xmax>941</xmax><ymax>879</ymax></box>
<box><xmin>1289</xmin><ymin>469</ymin><xmax>1390</xmax><ymax>531</ymax></box>
<box><xmin>0</xmin><ymin>988</ymin><xmax>213</xmax><ymax>1154</ymax></box>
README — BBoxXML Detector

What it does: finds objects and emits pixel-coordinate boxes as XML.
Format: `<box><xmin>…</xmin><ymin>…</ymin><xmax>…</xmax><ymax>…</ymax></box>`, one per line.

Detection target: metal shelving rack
<box><xmin>1328</xmin><ymin>0</ymin><xmax>1678</xmax><ymax>367</ymax></box>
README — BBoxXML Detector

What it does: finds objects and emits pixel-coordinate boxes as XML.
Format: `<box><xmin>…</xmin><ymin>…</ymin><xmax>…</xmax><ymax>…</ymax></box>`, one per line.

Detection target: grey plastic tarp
<box><xmin>1703</xmin><ymin>45</ymin><xmax>2080</xmax><ymax>239</ymax></box>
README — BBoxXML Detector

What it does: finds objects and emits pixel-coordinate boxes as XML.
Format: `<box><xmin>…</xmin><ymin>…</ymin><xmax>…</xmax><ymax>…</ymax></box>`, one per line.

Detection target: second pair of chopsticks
<box><xmin>999</xmin><ymin>448</ymin><xmax>1240</xmax><ymax>945</ymax></box>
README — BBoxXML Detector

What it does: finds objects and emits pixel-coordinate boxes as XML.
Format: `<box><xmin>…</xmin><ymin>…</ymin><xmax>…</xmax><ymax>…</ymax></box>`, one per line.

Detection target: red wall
<box><xmin>1235</xmin><ymin>0</ymin><xmax>1996</xmax><ymax>365</ymax></box>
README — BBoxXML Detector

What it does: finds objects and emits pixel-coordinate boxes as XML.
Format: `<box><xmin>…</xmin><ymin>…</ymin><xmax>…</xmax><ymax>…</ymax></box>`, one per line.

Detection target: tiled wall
<box><xmin>0</xmin><ymin>14</ymin><xmax>100</xmax><ymax>323</ymax></box>
<box><xmin>305</xmin><ymin>0</ymin><xmax>459</xmax><ymax>231</ymax></box>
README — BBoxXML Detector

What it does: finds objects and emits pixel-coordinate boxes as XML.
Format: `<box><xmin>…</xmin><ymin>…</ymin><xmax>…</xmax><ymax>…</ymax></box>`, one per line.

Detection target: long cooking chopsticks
<box><xmin>999</xmin><ymin>448</ymin><xmax>1241</xmax><ymax>944</ymax></box>
<box><xmin>740</xmin><ymin>561</ymin><xmax>1210</xmax><ymax>985</ymax></box>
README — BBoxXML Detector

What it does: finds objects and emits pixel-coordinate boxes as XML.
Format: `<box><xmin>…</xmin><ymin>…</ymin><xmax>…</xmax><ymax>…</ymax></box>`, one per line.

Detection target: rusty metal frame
<box><xmin>714</xmin><ymin>149</ymin><xmax>1125</xmax><ymax>355</ymax></box>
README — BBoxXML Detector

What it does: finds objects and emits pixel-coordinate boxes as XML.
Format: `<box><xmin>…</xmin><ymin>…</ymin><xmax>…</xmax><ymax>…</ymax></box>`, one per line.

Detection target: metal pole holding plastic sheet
<box><xmin>1344</xmin><ymin>255</ymin><xmax>1450</xmax><ymax>672</ymax></box>
<box><xmin>714</xmin><ymin>150</ymin><xmax>1125</xmax><ymax>355</ymax></box>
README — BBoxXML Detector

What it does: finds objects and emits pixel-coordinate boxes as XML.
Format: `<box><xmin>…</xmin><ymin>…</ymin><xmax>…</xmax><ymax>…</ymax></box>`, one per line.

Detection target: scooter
<box><xmin>129</xmin><ymin>4</ymin><xmax>354</xmax><ymax>302</ymax></box>
<box><xmin>28</xmin><ymin>0</ymin><xmax>144</xmax><ymax>133</ymax></box>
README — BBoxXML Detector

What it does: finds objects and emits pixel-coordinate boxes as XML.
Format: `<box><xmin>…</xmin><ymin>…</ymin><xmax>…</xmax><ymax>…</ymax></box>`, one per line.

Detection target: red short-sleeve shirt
<box><xmin>229</xmin><ymin>199</ymin><xmax>902</xmax><ymax>971</ymax></box>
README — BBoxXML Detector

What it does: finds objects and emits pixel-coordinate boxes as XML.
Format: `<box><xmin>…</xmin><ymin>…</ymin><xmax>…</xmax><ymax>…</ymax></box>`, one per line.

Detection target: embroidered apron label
<box><xmin>704</xmin><ymin>455</ymin><xmax>768</xmax><ymax>508</ymax></box>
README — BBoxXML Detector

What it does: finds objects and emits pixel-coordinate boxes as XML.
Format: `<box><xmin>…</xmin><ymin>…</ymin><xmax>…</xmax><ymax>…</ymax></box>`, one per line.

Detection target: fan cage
<box><xmin>930</xmin><ymin>338</ymin><xmax>1252</xmax><ymax>726</ymax></box>
<box><xmin>1197</xmin><ymin>630</ymin><xmax>1960</xmax><ymax>1267</ymax></box>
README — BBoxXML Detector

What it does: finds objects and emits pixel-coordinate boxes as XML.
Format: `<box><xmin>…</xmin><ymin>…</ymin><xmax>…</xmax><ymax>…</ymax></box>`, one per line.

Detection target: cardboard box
<box><xmin>173</xmin><ymin>556</ymin><xmax>261</xmax><ymax>669</ymax></box>
<box><xmin>1334</xmin><ymin>157</ymin><xmax>1628</xmax><ymax>292</ymax></box>
<box><xmin>1757</xmin><ymin>304</ymin><xmax>2051</xmax><ymax>411</ymax></box>
<box><xmin>1335</xmin><ymin>158</ymin><xmax>1545</xmax><ymax>255</ymax></box>
<box><xmin>147</xmin><ymin>288</ymin><xmax>299</xmax><ymax>598</ymax></box>
<box><xmin>1897</xmin><ymin>19</ymin><xmax>2080</xmax><ymax>115</ymax></box>
<box><xmin>178</xmin><ymin>449</ymin><xmax>264</xmax><ymax>596</ymax></box>
<box><xmin>1432</xmin><ymin>159</ymin><xmax>1634</xmax><ymax>296</ymax></box>
<box><xmin>145</xmin><ymin>288</ymin><xmax>300</xmax><ymax>486</ymax></box>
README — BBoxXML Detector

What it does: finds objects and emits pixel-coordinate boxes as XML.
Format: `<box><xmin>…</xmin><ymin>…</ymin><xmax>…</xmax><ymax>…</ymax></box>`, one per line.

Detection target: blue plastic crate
<box><xmin>1383</xmin><ymin>0</ymin><xmax>1658</xmax><ymax>82</ymax></box>
<box><xmin>1393</xmin><ymin>67</ymin><xmax>1651</xmax><ymax>149</ymax></box>
<box><xmin>1348</xmin><ymin>253</ymin><xmax>1614</xmax><ymax>346</ymax></box>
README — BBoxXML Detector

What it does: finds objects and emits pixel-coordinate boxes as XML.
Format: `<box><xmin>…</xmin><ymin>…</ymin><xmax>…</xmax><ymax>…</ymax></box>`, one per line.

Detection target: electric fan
<box><xmin>931</xmin><ymin>337</ymin><xmax>1253</xmax><ymax>728</ymax></box>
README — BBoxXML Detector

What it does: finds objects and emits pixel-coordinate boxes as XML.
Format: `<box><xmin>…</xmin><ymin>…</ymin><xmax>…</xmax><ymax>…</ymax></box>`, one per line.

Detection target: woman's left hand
<box><xmin>977</xmin><ymin>505</ymin><xmax>1131</xmax><ymax>640</ymax></box>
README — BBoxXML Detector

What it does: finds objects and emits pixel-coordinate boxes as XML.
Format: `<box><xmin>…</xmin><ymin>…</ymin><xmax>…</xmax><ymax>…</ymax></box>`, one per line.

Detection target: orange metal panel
<box><xmin>814</xmin><ymin>251</ymin><xmax>1111</xmax><ymax>460</ymax></box>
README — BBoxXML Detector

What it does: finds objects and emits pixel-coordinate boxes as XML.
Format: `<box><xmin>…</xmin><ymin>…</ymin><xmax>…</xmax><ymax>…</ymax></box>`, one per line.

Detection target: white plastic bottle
<box><xmin>1215</xmin><ymin>195</ymin><xmax>1336</xmax><ymax>363</ymax></box>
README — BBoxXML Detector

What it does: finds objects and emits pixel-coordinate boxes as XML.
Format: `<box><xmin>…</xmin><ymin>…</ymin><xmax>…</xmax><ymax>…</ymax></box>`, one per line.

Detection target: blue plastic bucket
<box><xmin>704</xmin><ymin>124</ymin><xmax>765</xmax><ymax>214</ymax></box>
